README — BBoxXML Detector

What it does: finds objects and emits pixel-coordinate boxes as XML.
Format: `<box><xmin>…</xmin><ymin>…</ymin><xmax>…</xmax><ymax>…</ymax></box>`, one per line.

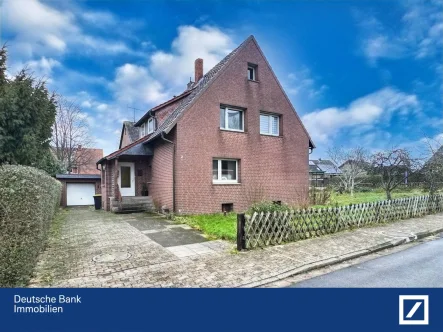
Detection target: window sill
<box><xmin>260</xmin><ymin>133</ymin><xmax>282</xmax><ymax>138</ymax></box>
<box><xmin>212</xmin><ymin>182</ymin><xmax>241</xmax><ymax>185</ymax></box>
<box><xmin>248</xmin><ymin>79</ymin><xmax>259</xmax><ymax>83</ymax></box>
<box><xmin>220</xmin><ymin>128</ymin><xmax>246</xmax><ymax>133</ymax></box>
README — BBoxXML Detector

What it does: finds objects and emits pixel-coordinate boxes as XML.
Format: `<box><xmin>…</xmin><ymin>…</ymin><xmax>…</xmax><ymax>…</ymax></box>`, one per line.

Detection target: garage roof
<box><xmin>56</xmin><ymin>174</ymin><xmax>101</xmax><ymax>180</ymax></box>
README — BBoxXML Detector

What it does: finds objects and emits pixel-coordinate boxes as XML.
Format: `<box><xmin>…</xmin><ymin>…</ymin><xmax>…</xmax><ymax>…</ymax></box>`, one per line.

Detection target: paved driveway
<box><xmin>30</xmin><ymin>208</ymin><xmax>443</xmax><ymax>288</ymax></box>
<box><xmin>31</xmin><ymin>208</ymin><xmax>231</xmax><ymax>287</ymax></box>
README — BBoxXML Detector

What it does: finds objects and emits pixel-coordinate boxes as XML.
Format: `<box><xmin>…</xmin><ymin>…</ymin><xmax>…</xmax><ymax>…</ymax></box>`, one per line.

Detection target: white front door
<box><xmin>118</xmin><ymin>162</ymin><xmax>135</xmax><ymax>196</ymax></box>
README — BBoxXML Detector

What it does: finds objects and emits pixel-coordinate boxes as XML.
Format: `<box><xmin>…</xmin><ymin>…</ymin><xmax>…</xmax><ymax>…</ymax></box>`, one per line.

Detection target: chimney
<box><xmin>194</xmin><ymin>58</ymin><xmax>203</xmax><ymax>82</ymax></box>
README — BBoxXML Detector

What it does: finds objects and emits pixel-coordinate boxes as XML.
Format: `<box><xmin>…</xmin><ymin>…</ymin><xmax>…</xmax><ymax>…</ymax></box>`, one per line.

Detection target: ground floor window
<box><xmin>212</xmin><ymin>159</ymin><xmax>238</xmax><ymax>184</ymax></box>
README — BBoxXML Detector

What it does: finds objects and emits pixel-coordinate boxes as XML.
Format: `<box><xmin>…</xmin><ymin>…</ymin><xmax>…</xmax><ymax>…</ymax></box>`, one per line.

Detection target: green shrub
<box><xmin>248</xmin><ymin>201</ymin><xmax>291</xmax><ymax>214</ymax></box>
<box><xmin>0</xmin><ymin>165</ymin><xmax>61</xmax><ymax>287</ymax></box>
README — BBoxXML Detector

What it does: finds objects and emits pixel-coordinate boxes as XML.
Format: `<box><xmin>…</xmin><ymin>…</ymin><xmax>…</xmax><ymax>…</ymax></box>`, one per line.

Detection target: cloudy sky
<box><xmin>2</xmin><ymin>0</ymin><xmax>442</xmax><ymax>156</ymax></box>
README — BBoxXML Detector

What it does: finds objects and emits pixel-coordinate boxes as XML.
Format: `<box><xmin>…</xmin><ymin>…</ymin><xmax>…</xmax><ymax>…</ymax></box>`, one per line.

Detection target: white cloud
<box><xmin>111</xmin><ymin>64</ymin><xmax>168</xmax><ymax>106</ymax></box>
<box><xmin>2</xmin><ymin>0</ymin><xmax>144</xmax><ymax>58</ymax></box>
<box><xmin>356</xmin><ymin>1</ymin><xmax>443</xmax><ymax>64</ymax></box>
<box><xmin>286</xmin><ymin>66</ymin><xmax>328</xmax><ymax>99</ymax></box>
<box><xmin>109</xmin><ymin>25</ymin><xmax>234</xmax><ymax>109</ymax></box>
<box><xmin>149</xmin><ymin>25</ymin><xmax>234</xmax><ymax>87</ymax></box>
<box><xmin>2</xmin><ymin>0</ymin><xmax>76</xmax><ymax>57</ymax></box>
<box><xmin>302</xmin><ymin>87</ymin><xmax>419</xmax><ymax>143</ymax></box>
<box><xmin>26</xmin><ymin>57</ymin><xmax>61</xmax><ymax>80</ymax></box>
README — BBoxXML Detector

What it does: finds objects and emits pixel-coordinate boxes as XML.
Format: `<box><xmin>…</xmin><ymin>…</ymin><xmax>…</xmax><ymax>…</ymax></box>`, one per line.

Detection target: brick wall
<box><xmin>149</xmin><ymin>129</ymin><xmax>175</xmax><ymax>211</ymax></box>
<box><xmin>174</xmin><ymin>38</ymin><xmax>310</xmax><ymax>214</ymax></box>
<box><xmin>134</xmin><ymin>159</ymin><xmax>151</xmax><ymax>196</ymax></box>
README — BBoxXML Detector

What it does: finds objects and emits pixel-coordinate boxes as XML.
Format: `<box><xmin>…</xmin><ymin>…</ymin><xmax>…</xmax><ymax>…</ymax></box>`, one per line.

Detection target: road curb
<box><xmin>240</xmin><ymin>227</ymin><xmax>443</xmax><ymax>288</ymax></box>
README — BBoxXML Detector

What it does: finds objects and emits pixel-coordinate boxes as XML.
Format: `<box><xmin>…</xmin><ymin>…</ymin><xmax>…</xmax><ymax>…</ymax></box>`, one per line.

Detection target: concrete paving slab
<box><xmin>126</xmin><ymin>218</ymin><xmax>169</xmax><ymax>231</ymax></box>
<box><xmin>146</xmin><ymin>227</ymin><xmax>208</xmax><ymax>247</ymax></box>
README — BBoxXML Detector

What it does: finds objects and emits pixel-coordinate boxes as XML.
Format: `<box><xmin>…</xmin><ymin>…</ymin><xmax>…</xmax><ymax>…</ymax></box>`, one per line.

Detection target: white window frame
<box><xmin>212</xmin><ymin>159</ymin><xmax>239</xmax><ymax>184</ymax></box>
<box><xmin>248</xmin><ymin>66</ymin><xmax>256</xmax><ymax>80</ymax></box>
<box><xmin>260</xmin><ymin>113</ymin><xmax>280</xmax><ymax>136</ymax></box>
<box><xmin>147</xmin><ymin>118</ymin><xmax>155</xmax><ymax>134</ymax></box>
<box><xmin>140</xmin><ymin>123</ymin><xmax>146</xmax><ymax>138</ymax></box>
<box><xmin>220</xmin><ymin>107</ymin><xmax>244</xmax><ymax>132</ymax></box>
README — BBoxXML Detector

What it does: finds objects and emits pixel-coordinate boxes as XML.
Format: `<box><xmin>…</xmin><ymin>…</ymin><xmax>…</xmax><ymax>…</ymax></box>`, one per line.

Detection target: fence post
<box><xmin>237</xmin><ymin>213</ymin><xmax>246</xmax><ymax>251</ymax></box>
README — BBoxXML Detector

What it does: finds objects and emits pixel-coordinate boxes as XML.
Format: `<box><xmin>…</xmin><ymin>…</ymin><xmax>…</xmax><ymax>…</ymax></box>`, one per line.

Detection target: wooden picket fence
<box><xmin>238</xmin><ymin>194</ymin><xmax>443</xmax><ymax>250</ymax></box>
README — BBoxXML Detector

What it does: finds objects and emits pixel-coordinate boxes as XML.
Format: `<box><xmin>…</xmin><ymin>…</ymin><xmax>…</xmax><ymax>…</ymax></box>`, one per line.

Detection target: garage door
<box><xmin>67</xmin><ymin>183</ymin><xmax>95</xmax><ymax>206</ymax></box>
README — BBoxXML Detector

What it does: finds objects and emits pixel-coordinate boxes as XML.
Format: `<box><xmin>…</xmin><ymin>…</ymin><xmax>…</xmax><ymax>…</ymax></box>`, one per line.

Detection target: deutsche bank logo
<box><xmin>399</xmin><ymin>295</ymin><xmax>429</xmax><ymax>325</ymax></box>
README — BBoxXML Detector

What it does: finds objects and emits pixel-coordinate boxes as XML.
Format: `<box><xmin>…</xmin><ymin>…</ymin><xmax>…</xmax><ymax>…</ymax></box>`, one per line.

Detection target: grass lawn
<box><xmin>174</xmin><ymin>213</ymin><xmax>237</xmax><ymax>242</ymax></box>
<box><xmin>176</xmin><ymin>189</ymin><xmax>428</xmax><ymax>241</ymax></box>
<box><xmin>321</xmin><ymin>189</ymin><xmax>425</xmax><ymax>207</ymax></box>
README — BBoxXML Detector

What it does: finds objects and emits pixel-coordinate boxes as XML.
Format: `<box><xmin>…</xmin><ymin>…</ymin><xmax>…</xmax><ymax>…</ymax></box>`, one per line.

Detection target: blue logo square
<box><xmin>403</xmin><ymin>299</ymin><xmax>425</xmax><ymax>320</ymax></box>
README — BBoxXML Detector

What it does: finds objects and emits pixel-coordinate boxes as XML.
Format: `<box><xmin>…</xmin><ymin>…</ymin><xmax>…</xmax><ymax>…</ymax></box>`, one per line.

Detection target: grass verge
<box><xmin>174</xmin><ymin>213</ymin><xmax>237</xmax><ymax>242</ymax></box>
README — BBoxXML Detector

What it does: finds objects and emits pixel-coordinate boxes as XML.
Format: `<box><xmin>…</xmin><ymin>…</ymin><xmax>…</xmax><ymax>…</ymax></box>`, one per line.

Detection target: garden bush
<box><xmin>0</xmin><ymin>165</ymin><xmax>61</xmax><ymax>287</ymax></box>
<box><xmin>248</xmin><ymin>201</ymin><xmax>291</xmax><ymax>214</ymax></box>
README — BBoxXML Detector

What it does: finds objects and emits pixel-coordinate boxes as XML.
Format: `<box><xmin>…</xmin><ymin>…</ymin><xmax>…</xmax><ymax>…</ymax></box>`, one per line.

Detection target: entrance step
<box><xmin>109</xmin><ymin>196</ymin><xmax>155</xmax><ymax>213</ymax></box>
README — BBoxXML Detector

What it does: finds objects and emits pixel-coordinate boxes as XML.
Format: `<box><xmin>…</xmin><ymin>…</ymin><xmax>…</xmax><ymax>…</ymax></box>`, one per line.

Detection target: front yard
<box><xmin>175</xmin><ymin>189</ymin><xmax>430</xmax><ymax>241</ymax></box>
<box><xmin>174</xmin><ymin>213</ymin><xmax>237</xmax><ymax>242</ymax></box>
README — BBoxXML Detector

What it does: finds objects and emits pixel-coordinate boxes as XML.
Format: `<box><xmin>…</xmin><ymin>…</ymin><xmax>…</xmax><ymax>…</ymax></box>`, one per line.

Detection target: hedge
<box><xmin>0</xmin><ymin>165</ymin><xmax>61</xmax><ymax>287</ymax></box>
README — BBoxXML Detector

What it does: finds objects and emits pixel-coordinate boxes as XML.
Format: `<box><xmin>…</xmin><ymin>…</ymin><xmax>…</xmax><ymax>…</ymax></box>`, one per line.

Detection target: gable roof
<box><xmin>309</xmin><ymin>160</ymin><xmax>324</xmax><ymax>174</ymax></box>
<box><xmin>119</xmin><ymin>121</ymin><xmax>140</xmax><ymax>149</ymax></box>
<box><xmin>310</xmin><ymin>159</ymin><xmax>342</xmax><ymax>175</ymax></box>
<box><xmin>134</xmin><ymin>89</ymin><xmax>193</xmax><ymax>127</ymax></box>
<box><xmin>98</xmin><ymin>35</ymin><xmax>315</xmax><ymax>164</ymax></box>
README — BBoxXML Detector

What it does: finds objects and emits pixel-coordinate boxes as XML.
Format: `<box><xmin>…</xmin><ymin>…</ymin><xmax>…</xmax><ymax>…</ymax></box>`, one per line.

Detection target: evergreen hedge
<box><xmin>0</xmin><ymin>165</ymin><xmax>61</xmax><ymax>287</ymax></box>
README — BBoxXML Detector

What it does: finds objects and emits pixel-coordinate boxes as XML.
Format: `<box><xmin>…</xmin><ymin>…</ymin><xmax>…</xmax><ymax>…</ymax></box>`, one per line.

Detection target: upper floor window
<box><xmin>140</xmin><ymin>123</ymin><xmax>146</xmax><ymax>138</ymax></box>
<box><xmin>260</xmin><ymin>113</ymin><xmax>279</xmax><ymax>136</ymax></box>
<box><xmin>247</xmin><ymin>64</ymin><xmax>257</xmax><ymax>80</ymax></box>
<box><xmin>220</xmin><ymin>107</ymin><xmax>244</xmax><ymax>132</ymax></box>
<box><xmin>147</xmin><ymin>118</ymin><xmax>155</xmax><ymax>134</ymax></box>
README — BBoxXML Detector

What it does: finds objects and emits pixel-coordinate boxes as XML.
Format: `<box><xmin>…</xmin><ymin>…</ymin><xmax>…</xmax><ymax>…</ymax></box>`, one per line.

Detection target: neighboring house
<box><xmin>57</xmin><ymin>148</ymin><xmax>104</xmax><ymax>207</ymax></box>
<box><xmin>309</xmin><ymin>160</ymin><xmax>325</xmax><ymax>188</ymax></box>
<box><xmin>97</xmin><ymin>35</ymin><xmax>314</xmax><ymax>214</ymax></box>
<box><xmin>309</xmin><ymin>159</ymin><xmax>341</xmax><ymax>187</ymax></box>
<box><xmin>69</xmin><ymin>147</ymin><xmax>104</xmax><ymax>175</ymax></box>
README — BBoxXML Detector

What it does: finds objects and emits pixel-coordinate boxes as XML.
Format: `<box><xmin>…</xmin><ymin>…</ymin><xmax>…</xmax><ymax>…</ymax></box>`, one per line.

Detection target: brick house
<box><xmin>97</xmin><ymin>35</ymin><xmax>314</xmax><ymax>213</ymax></box>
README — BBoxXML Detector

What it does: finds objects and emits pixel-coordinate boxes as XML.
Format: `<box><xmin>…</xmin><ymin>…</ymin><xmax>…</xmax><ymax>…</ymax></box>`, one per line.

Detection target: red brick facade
<box><xmin>100</xmin><ymin>36</ymin><xmax>312</xmax><ymax>214</ymax></box>
<box><xmin>173</xmin><ymin>39</ymin><xmax>310</xmax><ymax>213</ymax></box>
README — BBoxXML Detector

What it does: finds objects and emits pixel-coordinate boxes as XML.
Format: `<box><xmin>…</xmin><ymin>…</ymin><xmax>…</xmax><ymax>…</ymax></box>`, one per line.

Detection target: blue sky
<box><xmin>2</xmin><ymin>0</ymin><xmax>442</xmax><ymax>156</ymax></box>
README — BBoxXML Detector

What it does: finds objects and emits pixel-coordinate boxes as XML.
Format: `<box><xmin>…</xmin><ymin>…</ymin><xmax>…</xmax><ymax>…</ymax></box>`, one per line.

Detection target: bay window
<box><xmin>212</xmin><ymin>159</ymin><xmax>238</xmax><ymax>184</ymax></box>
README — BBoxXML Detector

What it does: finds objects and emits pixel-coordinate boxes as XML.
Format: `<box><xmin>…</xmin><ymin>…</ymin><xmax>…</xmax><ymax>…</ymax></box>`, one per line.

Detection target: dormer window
<box><xmin>140</xmin><ymin>123</ymin><xmax>146</xmax><ymax>138</ymax></box>
<box><xmin>247</xmin><ymin>63</ymin><xmax>257</xmax><ymax>81</ymax></box>
<box><xmin>147</xmin><ymin>118</ymin><xmax>155</xmax><ymax>134</ymax></box>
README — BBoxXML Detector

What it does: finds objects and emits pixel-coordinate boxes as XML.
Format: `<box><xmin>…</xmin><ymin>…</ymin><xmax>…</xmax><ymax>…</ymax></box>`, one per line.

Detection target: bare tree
<box><xmin>370</xmin><ymin>148</ymin><xmax>419</xmax><ymax>200</ymax></box>
<box><xmin>327</xmin><ymin>146</ymin><xmax>368</xmax><ymax>196</ymax></box>
<box><xmin>419</xmin><ymin>136</ymin><xmax>443</xmax><ymax>196</ymax></box>
<box><xmin>51</xmin><ymin>96</ymin><xmax>94</xmax><ymax>173</ymax></box>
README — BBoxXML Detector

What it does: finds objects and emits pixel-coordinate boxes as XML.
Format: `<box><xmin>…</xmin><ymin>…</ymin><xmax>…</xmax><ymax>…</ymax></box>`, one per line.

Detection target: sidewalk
<box><xmin>31</xmin><ymin>209</ymin><xmax>443</xmax><ymax>288</ymax></box>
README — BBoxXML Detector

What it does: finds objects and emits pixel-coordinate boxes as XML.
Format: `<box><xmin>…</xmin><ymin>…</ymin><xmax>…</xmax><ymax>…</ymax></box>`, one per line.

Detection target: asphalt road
<box><xmin>291</xmin><ymin>235</ymin><xmax>443</xmax><ymax>288</ymax></box>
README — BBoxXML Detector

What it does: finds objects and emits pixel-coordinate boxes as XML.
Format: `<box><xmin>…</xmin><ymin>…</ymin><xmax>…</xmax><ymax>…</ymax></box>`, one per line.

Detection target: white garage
<box><xmin>56</xmin><ymin>174</ymin><xmax>101</xmax><ymax>207</ymax></box>
<box><xmin>66</xmin><ymin>183</ymin><xmax>96</xmax><ymax>206</ymax></box>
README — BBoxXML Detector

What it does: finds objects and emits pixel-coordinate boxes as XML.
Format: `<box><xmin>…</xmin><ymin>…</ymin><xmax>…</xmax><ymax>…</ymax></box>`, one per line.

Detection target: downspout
<box><xmin>161</xmin><ymin>131</ymin><xmax>176</xmax><ymax>213</ymax></box>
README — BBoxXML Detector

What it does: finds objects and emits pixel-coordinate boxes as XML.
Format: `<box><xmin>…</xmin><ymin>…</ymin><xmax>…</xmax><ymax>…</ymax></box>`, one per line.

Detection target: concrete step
<box><xmin>110</xmin><ymin>196</ymin><xmax>155</xmax><ymax>213</ymax></box>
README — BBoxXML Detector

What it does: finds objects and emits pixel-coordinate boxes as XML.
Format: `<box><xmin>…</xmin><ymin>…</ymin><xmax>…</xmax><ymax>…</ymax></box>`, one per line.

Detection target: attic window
<box><xmin>140</xmin><ymin>123</ymin><xmax>146</xmax><ymax>138</ymax></box>
<box><xmin>247</xmin><ymin>64</ymin><xmax>257</xmax><ymax>81</ymax></box>
<box><xmin>147</xmin><ymin>118</ymin><xmax>155</xmax><ymax>134</ymax></box>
